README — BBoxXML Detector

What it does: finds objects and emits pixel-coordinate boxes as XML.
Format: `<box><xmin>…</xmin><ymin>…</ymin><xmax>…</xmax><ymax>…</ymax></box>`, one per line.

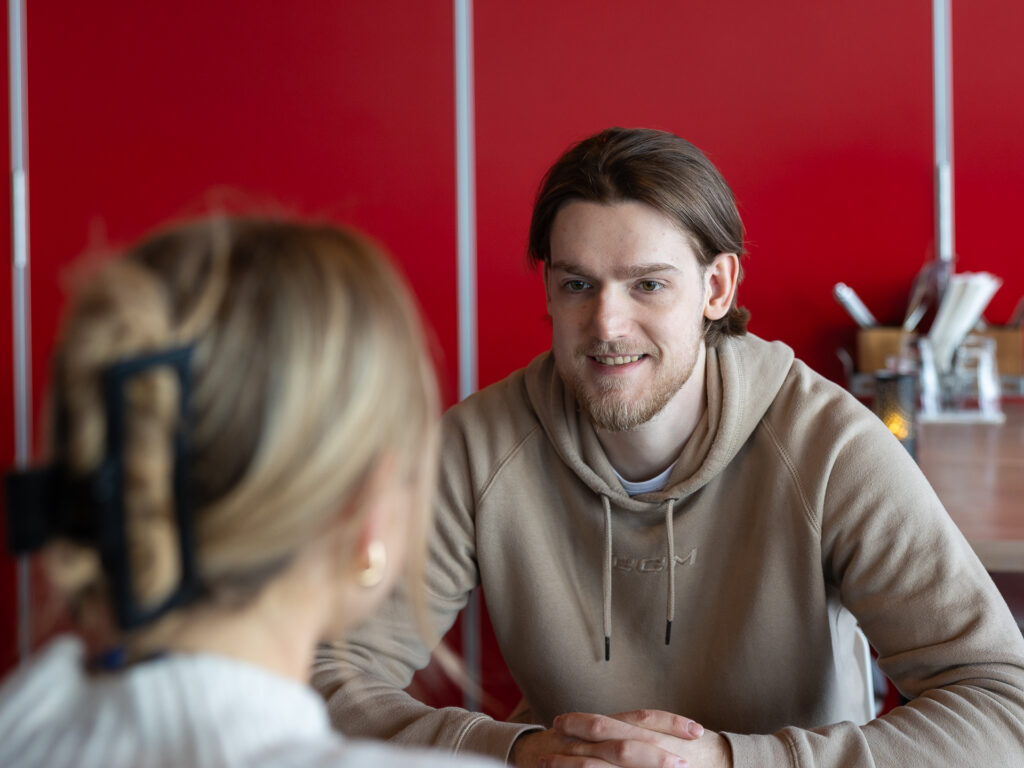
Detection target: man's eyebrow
<box><xmin>549</xmin><ymin>261</ymin><xmax>680</xmax><ymax>279</ymax></box>
<box><xmin>619</xmin><ymin>262</ymin><xmax>680</xmax><ymax>279</ymax></box>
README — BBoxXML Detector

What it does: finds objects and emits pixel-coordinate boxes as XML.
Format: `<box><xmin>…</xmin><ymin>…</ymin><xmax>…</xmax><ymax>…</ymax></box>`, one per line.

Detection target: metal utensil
<box><xmin>903</xmin><ymin>262</ymin><xmax>938</xmax><ymax>332</ymax></box>
<box><xmin>1008</xmin><ymin>296</ymin><xmax>1024</xmax><ymax>327</ymax></box>
<box><xmin>833</xmin><ymin>283</ymin><xmax>878</xmax><ymax>328</ymax></box>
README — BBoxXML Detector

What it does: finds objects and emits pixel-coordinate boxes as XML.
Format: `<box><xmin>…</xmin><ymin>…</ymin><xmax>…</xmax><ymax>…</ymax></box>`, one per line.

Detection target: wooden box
<box><xmin>856</xmin><ymin>326</ymin><xmax>1023</xmax><ymax>376</ymax></box>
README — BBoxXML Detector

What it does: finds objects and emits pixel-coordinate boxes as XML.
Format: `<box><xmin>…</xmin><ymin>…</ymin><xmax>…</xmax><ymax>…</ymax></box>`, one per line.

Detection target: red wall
<box><xmin>474</xmin><ymin>1</ymin><xmax>939</xmax><ymax>387</ymax></box>
<box><xmin>473</xmin><ymin>1</ymin><xmax>1024</xmax><ymax>388</ymax></box>
<box><xmin>953</xmin><ymin>0</ymin><xmax>1024</xmax><ymax>315</ymax></box>
<box><xmin>1</xmin><ymin>0</ymin><xmax>459</xmax><ymax>674</ymax></box>
<box><xmin>4</xmin><ymin>1</ymin><xmax>1024</xmax><ymax>710</ymax></box>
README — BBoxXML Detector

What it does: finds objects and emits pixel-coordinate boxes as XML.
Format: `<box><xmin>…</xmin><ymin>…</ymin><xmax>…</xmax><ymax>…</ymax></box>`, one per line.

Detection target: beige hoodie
<box><xmin>314</xmin><ymin>333</ymin><xmax>1024</xmax><ymax>767</ymax></box>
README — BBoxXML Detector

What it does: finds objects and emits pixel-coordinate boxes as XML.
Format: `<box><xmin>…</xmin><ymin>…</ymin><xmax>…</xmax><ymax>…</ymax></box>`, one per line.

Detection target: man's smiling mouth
<box><xmin>592</xmin><ymin>354</ymin><xmax>644</xmax><ymax>366</ymax></box>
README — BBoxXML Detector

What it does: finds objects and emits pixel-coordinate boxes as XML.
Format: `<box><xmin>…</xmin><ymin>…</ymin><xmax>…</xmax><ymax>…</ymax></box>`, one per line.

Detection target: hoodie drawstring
<box><xmin>664</xmin><ymin>498</ymin><xmax>676</xmax><ymax>646</ymax></box>
<box><xmin>601</xmin><ymin>495</ymin><xmax>677</xmax><ymax>661</ymax></box>
<box><xmin>602</xmin><ymin>494</ymin><xmax>613</xmax><ymax>661</ymax></box>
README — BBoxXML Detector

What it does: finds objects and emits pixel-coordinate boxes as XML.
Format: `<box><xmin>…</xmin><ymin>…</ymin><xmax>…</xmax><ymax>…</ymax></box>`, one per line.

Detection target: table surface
<box><xmin>917</xmin><ymin>400</ymin><xmax>1024</xmax><ymax>572</ymax></box>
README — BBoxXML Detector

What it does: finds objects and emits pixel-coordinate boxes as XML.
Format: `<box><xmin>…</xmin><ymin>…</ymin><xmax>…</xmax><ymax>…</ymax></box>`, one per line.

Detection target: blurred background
<box><xmin>3</xmin><ymin>0</ymin><xmax>1023</xmax><ymax>712</ymax></box>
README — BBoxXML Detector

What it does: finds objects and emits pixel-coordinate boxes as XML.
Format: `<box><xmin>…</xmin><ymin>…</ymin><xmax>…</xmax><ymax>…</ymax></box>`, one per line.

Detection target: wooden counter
<box><xmin>917</xmin><ymin>400</ymin><xmax>1024</xmax><ymax>572</ymax></box>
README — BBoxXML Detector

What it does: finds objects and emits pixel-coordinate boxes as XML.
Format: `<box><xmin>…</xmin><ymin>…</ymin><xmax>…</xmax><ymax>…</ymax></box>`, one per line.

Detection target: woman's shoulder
<box><xmin>0</xmin><ymin>636</ymin><xmax>93</xmax><ymax>767</ymax></box>
<box><xmin>0</xmin><ymin>635</ymin><xmax>87</xmax><ymax>715</ymax></box>
<box><xmin>0</xmin><ymin>640</ymin><xmax>502</xmax><ymax>768</ymax></box>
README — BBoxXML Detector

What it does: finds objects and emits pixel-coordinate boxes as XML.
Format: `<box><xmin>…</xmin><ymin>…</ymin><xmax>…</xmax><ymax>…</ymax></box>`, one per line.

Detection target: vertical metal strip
<box><xmin>455</xmin><ymin>0</ymin><xmax>477</xmax><ymax>401</ymax></box>
<box><xmin>454</xmin><ymin>0</ymin><xmax>480</xmax><ymax>712</ymax></box>
<box><xmin>933</xmin><ymin>0</ymin><xmax>954</xmax><ymax>273</ymax></box>
<box><xmin>8</xmin><ymin>0</ymin><xmax>33</xmax><ymax>663</ymax></box>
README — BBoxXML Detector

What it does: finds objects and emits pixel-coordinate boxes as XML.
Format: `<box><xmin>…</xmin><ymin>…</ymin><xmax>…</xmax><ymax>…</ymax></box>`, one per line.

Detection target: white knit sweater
<box><xmin>0</xmin><ymin>636</ymin><xmax>500</xmax><ymax>768</ymax></box>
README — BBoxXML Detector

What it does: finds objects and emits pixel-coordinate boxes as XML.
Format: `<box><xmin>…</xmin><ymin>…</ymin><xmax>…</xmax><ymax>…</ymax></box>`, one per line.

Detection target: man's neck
<box><xmin>595</xmin><ymin>343</ymin><xmax>708</xmax><ymax>483</ymax></box>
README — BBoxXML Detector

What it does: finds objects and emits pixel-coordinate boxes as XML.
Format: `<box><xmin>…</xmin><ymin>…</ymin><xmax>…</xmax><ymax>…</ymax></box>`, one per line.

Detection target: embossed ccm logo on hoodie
<box><xmin>612</xmin><ymin>548</ymin><xmax>697</xmax><ymax>573</ymax></box>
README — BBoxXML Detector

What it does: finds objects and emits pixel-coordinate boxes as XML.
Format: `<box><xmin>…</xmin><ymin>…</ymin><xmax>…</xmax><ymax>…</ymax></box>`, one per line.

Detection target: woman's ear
<box><xmin>703</xmin><ymin>252</ymin><xmax>739</xmax><ymax>321</ymax></box>
<box><xmin>353</xmin><ymin>533</ymin><xmax>387</xmax><ymax>589</ymax></box>
<box><xmin>339</xmin><ymin>454</ymin><xmax>399</xmax><ymax>588</ymax></box>
<box><xmin>313</xmin><ymin>456</ymin><xmax>403</xmax><ymax>640</ymax></box>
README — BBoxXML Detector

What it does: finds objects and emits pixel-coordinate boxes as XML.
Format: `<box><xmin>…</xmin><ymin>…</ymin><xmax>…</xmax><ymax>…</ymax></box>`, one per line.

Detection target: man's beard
<box><xmin>563</xmin><ymin>342</ymin><xmax>700</xmax><ymax>432</ymax></box>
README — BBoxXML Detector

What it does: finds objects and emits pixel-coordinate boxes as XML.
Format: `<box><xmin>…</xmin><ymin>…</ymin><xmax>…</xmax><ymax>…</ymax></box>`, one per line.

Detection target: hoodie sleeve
<box><xmin>311</xmin><ymin>400</ymin><xmax>541</xmax><ymax>763</ymax></box>
<box><xmin>724</xmin><ymin>383</ymin><xmax>1024</xmax><ymax>768</ymax></box>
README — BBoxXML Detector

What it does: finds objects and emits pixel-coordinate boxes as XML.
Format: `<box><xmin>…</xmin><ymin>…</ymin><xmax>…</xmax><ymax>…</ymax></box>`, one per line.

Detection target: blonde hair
<box><xmin>45</xmin><ymin>216</ymin><xmax>439</xmax><ymax>646</ymax></box>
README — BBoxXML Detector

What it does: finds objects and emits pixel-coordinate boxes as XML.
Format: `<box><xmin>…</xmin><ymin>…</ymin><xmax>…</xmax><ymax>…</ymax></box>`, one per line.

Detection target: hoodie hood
<box><xmin>523</xmin><ymin>332</ymin><xmax>796</xmax><ymax>659</ymax></box>
<box><xmin>524</xmin><ymin>333</ymin><xmax>796</xmax><ymax>510</ymax></box>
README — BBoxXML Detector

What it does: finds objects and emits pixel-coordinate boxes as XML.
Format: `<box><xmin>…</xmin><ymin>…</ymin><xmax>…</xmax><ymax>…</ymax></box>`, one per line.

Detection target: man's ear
<box><xmin>543</xmin><ymin>264</ymin><xmax>552</xmax><ymax>310</ymax></box>
<box><xmin>703</xmin><ymin>252</ymin><xmax>739</xmax><ymax>321</ymax></box>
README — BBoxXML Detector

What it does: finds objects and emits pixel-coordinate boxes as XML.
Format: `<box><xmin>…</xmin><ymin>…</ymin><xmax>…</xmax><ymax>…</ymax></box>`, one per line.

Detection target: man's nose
<box><xmin>589</xmin><ymin>288</ymin><xmax>631</xmax><ymax>340</ymax></box>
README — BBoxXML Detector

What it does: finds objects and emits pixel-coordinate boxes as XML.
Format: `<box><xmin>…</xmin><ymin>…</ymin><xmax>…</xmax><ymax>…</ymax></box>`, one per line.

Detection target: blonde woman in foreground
<box><xmin>0</xmin><ymin>217</ymin><xmax>500</xmax><ymax>768</ymax></box>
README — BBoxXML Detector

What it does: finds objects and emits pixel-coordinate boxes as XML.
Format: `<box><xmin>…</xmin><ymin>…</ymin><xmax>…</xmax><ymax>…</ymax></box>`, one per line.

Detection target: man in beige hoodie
<box><xmin>314</xmin><ymin>127</ymin><xmax>1024</xmax><ymax>768</ymax></box>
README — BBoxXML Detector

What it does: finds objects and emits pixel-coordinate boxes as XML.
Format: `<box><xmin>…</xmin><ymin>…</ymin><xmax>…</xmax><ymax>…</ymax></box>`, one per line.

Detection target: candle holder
<box><xmin>873</xmin><ymin>371</ymin><xmax>918</xmax><ymax>459</ymax></box>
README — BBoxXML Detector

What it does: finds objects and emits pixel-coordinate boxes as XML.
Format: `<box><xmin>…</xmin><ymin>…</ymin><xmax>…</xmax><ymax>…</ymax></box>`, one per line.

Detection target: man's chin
<box><xmin>581</xmin><ymin>394</ymin><xmax>656</xmax><ymax>432</ymax></box>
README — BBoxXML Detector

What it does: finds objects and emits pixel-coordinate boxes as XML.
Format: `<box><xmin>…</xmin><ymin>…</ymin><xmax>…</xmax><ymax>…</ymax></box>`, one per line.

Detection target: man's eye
<box><xmin>638</xmin><ymin>280</ymin><xmax>662</xmax><ymax>292</ymax></box>
<box><xmin>564</xmin><ymin>280</ymin><xmax>590</xmax><ymax>292</ymax></box>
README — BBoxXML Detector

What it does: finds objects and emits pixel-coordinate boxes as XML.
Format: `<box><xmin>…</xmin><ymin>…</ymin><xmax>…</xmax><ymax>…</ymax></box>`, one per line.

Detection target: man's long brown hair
<box><xmin>528</xmin><ymin>127</ymin><xmax>750</xmax><ymax>347</ymax></box>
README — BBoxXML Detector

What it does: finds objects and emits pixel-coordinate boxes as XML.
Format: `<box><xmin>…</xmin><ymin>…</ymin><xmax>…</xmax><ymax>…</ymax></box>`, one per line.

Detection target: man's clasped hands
<box><xmin>511</xmin><ymin>708</ymin><xmax>732</xmax><ymax>768</ymax></box>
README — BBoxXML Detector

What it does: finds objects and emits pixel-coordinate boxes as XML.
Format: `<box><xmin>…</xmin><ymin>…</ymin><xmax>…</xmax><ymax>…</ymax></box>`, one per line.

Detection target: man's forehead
<box><xmin>549</xmin><ymin>260</ymin><xmax>681</xmax><ymax>279</ymax></box>
<box><xmin>549</xmin><ymin>199</ymin><xmax>702</xmax><ymax>263</ymax></box>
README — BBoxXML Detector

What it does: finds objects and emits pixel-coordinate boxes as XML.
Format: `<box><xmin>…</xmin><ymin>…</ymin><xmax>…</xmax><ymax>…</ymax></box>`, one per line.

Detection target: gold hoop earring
<box><xmin>356</xmin><ymin>540</ymin><xmax>387</xmax><ymax>589</ymax></box>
